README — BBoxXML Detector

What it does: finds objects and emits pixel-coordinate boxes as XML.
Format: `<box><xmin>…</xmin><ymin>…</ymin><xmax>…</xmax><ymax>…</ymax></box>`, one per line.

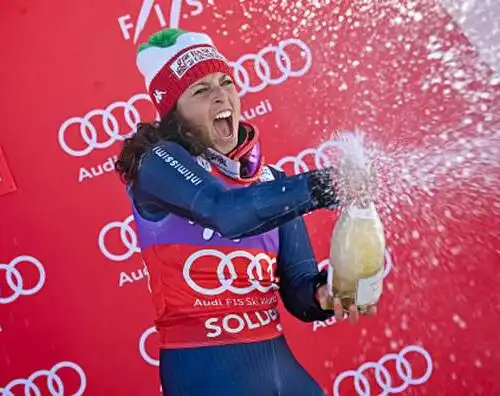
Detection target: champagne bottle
<box><xmin>328</xmin><ymin>200</ymin><xmax>386</xmax><ymax>313</ymax></box>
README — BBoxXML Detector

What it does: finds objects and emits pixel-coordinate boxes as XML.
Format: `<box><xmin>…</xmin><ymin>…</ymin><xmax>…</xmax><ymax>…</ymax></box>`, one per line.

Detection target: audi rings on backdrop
<box><xmin>333</xmin><ymin>345</ymin><xmax>433</xmax><ymax>395</ymax></box>
<box><xmin>0</xmin><ymin>361</ymin><xmax>87</xmax><ymax>396</ymax></box>
<box><xmin>0</xmin><ymin>255</ymin><xmax>46</xmax><ymax>304</ymax></box>
<box><xmin>139</xmin><ymin>327</ymin><xmax>159</xmax><ymax>367</ymax></box>
<box><xmin>229</xmin><ymin>38</ymin><xmax>312</xmax><ymax>97</ymax></box>
<box><xmin>58</xmin><ymin>39</ymin><xmax>312</xmax><ymax>157</ymax></box>
<box><xmin>98</xmin><ymin>215</ymin><xmax>140</xmax><ymax>262</ymax></box>
<box><xmin>58</xmin><ymin>93</ymin><xmax>152</xmax><ymax>157</ymax></box>
<box><xmin>274</xmin><ymin>139</ymin><xmax>340</xmax><ymax>175</ymax></box>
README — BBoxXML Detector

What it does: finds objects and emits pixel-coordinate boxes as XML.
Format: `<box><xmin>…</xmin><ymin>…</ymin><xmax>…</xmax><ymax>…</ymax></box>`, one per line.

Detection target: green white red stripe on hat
<box><xmin>136</xmin><ymin>28</ymin><xmax>232</xmax><ymax>118</ymax></box>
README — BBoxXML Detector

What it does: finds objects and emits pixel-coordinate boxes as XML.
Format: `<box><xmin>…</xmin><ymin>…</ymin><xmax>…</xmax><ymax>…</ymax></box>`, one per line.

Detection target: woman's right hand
<box><xmin>333</xmin><ymin>297</ymin><xmax>378</xmax><ymax>324</ymax></box>
<box><xmin>316</xmin><ymin>284</ymin><xmax>378</xmax><ymax>324</ymax></box>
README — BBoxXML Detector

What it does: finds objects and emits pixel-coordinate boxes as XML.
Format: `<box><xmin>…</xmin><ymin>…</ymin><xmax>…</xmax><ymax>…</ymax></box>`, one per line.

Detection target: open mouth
<box><xmin>213</xmin><ymin>110</ymin><xmax>234</xmax><ymax>140</ymax></box>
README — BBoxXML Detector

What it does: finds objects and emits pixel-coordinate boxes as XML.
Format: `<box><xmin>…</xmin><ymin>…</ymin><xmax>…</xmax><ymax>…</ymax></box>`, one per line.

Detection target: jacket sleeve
<box><xmin>276</xmin><ymin>216</ymin><xmax>334</xmax><ymax>322</ymax></box>
<box><xmin>272</xmin><ymin>168</ymin><xmax>335</xmax><ymax>322</ymax></box>
<box><xmin>135</xmin><ymin>141</ymin><xmax>322</xmax><ymax>239</ymax></box>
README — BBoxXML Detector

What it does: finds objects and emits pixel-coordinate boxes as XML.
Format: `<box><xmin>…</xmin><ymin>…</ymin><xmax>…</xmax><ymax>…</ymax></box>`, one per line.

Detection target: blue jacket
<box><xmin>131</xmin><ymin>140</ymin><xmax>333</xmax><ymax>322</ymax></box>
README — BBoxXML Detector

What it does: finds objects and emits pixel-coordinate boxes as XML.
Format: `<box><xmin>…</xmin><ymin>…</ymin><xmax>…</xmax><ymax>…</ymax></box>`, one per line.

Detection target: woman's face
<box><xmin>177</xmin><ymin>72</ymin><xmax>240</xmax><ymax>154</ymax></box>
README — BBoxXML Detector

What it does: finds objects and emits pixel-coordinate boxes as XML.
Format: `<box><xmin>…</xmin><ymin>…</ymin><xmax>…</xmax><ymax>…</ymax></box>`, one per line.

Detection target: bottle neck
<box><xmin>346</xmin><ymin>201</ymin><xmax>377</xmax><ymax>219</ymax></box>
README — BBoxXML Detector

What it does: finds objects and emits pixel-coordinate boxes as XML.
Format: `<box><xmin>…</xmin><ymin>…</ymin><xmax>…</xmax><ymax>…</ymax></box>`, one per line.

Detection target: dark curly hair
<box><xmin>115</xmin><ymin>109</ymin><xmax>210</xmax><ymax>185</ymax></box>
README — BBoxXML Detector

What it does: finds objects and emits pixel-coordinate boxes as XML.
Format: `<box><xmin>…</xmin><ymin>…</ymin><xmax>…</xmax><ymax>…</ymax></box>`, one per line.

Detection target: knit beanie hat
<box><xmin>136</xmin><ymin>28</ymin><xmax>233</xmax><ymax>119</ymax></box>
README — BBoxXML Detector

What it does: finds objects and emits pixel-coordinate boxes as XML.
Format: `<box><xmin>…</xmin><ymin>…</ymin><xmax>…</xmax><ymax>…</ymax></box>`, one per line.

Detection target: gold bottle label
<box><xmin>355</xmin><ymin>267</ymin><xmax>384</xmax><ymax>306</ymax></box>
<box><xmin>327</xmin><ymin>264</ymin><xmax>384</xmax><ymax>310</ymax></box>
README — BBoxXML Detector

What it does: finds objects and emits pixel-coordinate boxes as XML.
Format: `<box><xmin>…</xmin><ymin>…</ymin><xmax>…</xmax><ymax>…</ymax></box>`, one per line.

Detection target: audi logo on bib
<box><xmin>0</xmin><ymin>361</ymin><xmax>87</xmax><ymax>395</ymax></box>
<box><xmin>0</xmin><ymin>255</ymin><xmax>46</xmax><ymax>304</ymax></box>
<box><xmin>183</xmin><ymin>249</ymin><xmax>279</xmax><ymax>296</ymax></box>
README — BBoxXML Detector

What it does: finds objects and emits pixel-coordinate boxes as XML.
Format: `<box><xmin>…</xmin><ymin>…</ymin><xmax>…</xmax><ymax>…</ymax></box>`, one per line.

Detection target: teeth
<box><xmin>215</xmin><ymin>110</ymin><xmax>232</xmax><ymax>120</ymax></box>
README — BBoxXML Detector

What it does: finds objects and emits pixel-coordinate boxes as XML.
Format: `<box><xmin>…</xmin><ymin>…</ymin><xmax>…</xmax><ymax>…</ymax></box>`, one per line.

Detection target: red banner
<box><xmin>1</xmin><ymin>1</ymin><xmax>499</xmax><ymax>395</ymax></box>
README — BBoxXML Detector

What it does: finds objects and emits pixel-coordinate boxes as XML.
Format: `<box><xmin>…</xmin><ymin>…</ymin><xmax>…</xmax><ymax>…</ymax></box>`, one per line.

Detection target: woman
<box><xmin>116</xmin><ymin>28</ymin><xmax>376</xmax><ymax>396</ymax></box>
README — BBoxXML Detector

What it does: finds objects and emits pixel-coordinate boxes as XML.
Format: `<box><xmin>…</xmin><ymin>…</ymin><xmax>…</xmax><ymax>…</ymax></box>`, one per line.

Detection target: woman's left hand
<box><xmin>316</xmin><ymin>284</ymin><xmax>377</xmax><ymax>324</ymax></box>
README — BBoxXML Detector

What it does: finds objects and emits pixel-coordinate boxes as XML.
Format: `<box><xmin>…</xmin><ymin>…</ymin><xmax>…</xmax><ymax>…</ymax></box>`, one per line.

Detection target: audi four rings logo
<box><xmin>317</xmin><ymin>248</ymin><xmax>393</xmax><ymax>279</ymax></box>
<box><xmin>183</xmin><ymin>249</ymin><xmax>278</xmax><ymax>296</ymax></box>
<box><xmin>229</xmin><ymin>38</ymin><xmax>312</xmax><ymax>97</ymax></box>
<box><xmin>139</xmin><ymin>326</ymin><xmax>159</xmax><ymax>367</ymax></box>
<box><xmin>0</xmin><ymin>361</ymin><xmax>87</xmax><ymax>395</ymax></box>
<box><xmin>274</xmin><ymin>139</ymin><xmax>339</xmax><ymax>175</ymax></box>
<box><xmin>333</xmin><ymin>345</ymin><xmax>433</xmax><ymax>395</ymax></box>
<box><xmin>0</xmin><ymin>255</ymin><xmax>46</xmax><ymax>304</ymax></box>
<box><xmin>58</xmin><ymin>39</ymin><xmax>312</xmax><ymax>157</ymax></box>
<box><xmin>98</xmin><ymin>215</ymin><xmax>140</xmax><ymax>262</ymax></box>
<box><xmin>58</xmin><ymin>93</ymin><xmax>152</xmax><ymax>157</ymax></box>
